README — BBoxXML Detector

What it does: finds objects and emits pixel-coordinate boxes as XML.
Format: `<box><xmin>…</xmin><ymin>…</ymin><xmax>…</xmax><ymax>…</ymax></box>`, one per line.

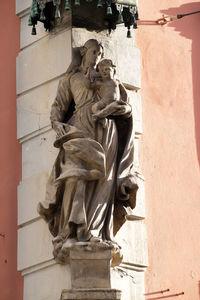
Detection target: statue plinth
<box><xmin>61</xmin><ymin>288</ymin><xmax>121</xmax><ymax>300</ymax></box>
<box><xmin>70</xmin><ymin>248</ymin><xmax>111</xmax><ymax>289</ymax></box>
<box><xmin>61</xmin><ymin>244</ymin><xmax>121</xmax><ymax>300</ymax></box>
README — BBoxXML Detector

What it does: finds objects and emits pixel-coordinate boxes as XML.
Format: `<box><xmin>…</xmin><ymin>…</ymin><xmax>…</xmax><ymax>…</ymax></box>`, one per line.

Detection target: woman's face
<box><xmin>84</xmin><ymin>45</ymin><xmax>103</xmax><ymax>68</ymax></box>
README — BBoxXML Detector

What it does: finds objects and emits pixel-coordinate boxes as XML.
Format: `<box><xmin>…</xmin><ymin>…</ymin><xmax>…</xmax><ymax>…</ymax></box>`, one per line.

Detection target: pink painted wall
<box><xmin>0</xmin><ymin>1</ymin><xmax>23</xmax><ymax>299</ymax></box>
<box><xmin>136</xmin><ymin>0</ymin><xmax>200</xmax><ymax>298</ymax></box>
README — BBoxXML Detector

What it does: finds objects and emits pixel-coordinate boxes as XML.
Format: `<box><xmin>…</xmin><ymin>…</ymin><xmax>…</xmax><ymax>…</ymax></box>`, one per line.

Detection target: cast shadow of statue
<box><xmin>161</xmin><ymin>2</ymin><xmax>200</xmax><ymax>166</ymax></box>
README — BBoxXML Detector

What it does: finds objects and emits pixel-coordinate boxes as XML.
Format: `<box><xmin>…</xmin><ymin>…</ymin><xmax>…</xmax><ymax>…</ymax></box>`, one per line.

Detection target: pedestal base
<box><xmin>61</xmin><ymin>288</ymin><xmax>121</xmax><ymax>300</ymax></box>
<box><xmin>70</xmin><ymin>247</ymin><xmax>111</xmax><ymax>289</ymax></box>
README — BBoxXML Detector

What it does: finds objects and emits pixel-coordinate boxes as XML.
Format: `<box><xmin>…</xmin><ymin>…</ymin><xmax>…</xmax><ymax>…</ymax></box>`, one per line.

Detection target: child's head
<box><xmin>97</xmin><ymin>59</ymin><xmax>116</xmax><ymax>79</ymax></box>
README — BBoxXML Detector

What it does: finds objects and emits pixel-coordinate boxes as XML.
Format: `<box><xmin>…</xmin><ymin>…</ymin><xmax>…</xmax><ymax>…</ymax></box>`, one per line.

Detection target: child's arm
<box><xmin>119</xmin><ymin>81</ymin><xmax>128</xmax><ymax>102</ymax></box>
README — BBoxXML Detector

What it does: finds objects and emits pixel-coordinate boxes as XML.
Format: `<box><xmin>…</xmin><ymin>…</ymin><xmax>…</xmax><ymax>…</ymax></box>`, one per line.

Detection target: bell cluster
<box><xmin>28</xmin><ymin>0</ymin><xmax>139</xmax><ymax>37</ymax></box>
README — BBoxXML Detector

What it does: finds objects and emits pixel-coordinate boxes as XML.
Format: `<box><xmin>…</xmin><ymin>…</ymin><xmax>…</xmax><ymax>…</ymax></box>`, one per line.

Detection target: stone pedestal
<box><xmin>70</xmin><ymin>248</ymin><xmax>111</xmax><ymax>289</ymax></box>
<box><xmin>61</xmin><ymin>246</ymin><xmax>121</xmax><ymax>300</ymax></box>
<box><xmin>61</xmin><ymin>288</ymin><xmax>121</xmax><ymax>300</ymax></box>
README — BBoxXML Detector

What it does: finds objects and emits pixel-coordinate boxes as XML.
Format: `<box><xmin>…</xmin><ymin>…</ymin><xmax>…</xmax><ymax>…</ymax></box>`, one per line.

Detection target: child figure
<box><xmin>88</xmin><ymin>59</ymin><xmax>129</xmax><ymax>125</ymax></box>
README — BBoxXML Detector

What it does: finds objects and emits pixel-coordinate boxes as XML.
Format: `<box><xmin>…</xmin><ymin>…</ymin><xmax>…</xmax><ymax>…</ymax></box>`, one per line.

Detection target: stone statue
<box><xmin>89</xmin><ymin>59</ymin><xmax>128</xmax><ymax>123</ymax></box>
<box><xmin>38</xmin><ymin>39</ymin><xmax>138</xmax><ymax>265</ymax></box>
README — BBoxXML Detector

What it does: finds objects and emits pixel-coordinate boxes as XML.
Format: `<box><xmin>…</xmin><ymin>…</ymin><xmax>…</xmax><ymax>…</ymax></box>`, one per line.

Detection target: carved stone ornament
<box><xmin>38</xmin><ymin>39</ymin><xmax>138</xmax><ymax>266</ymax></box>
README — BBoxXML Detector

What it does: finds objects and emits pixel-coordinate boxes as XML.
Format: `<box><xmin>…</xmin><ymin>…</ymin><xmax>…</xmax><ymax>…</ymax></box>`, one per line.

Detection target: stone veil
<box><xmin>38</xmin><ymin>39</ymin><xmax>138</xmax><ymax>264</ymax></box>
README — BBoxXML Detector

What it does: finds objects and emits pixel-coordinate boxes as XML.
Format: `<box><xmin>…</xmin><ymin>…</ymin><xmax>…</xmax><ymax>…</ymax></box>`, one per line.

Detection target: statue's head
<box><xmin>80</xmin><ymin>39</ymin><xmax>104</xmax><ymax>68</ymax></box>
<box><xmin>97</xmin><ymin>59</ymin><xmax>116</xmax><ymax>79</ymax></box>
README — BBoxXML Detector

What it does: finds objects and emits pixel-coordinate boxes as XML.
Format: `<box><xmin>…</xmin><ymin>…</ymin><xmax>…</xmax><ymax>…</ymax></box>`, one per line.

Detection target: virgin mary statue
<box><xmin>38</xmin><ymin>39</ymin><xmax>138</xmax><ymax>263</ymax></box>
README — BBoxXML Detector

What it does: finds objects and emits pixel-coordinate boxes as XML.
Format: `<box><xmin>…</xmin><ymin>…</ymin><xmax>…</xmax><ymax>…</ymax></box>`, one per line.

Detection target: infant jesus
<box><xmin>86</xmin><ymin>59</ymin><xmax>130</xmax><ymax>126</ymax></box>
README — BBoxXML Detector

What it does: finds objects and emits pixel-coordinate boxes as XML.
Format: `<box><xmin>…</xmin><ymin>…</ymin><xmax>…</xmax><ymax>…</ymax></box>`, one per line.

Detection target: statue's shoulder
<box><xmin>58</xmin><ymin>70</ymin><xmax>81</xmax><ymax>91</ymax></box>
<box><xmin>58</xmin><ymin>73</ymin><xmax>73</xmax><ymax>89</ymax></box>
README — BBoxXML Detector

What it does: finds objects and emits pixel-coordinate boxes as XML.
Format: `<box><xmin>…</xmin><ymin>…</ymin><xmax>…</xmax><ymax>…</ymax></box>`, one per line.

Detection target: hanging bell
<box><xmin>133</xmin><ymin>17</ymin><xmax>137</xmax><ymax>29</ymax></box>
<box><xmin>31</xmin><ymin>0</ymin><xmax>39</xmax><ymax>17</ymax></box>
<box><xmin>32</xmin><ymin>24</ymin><xmax>37</xmax><ymax>35</ymax></box>
<box><xmin>97</xmin><ymin>0</ymin><xmax>103</xmax><ymax>8</ymax></box>
<box><xmin>65</xmin><ymin>0</ymin><xmax>70</xmax><ymax>10</ymax></box>
<box><xmin>40</xmin><ymin>9</ymin><xmax>46</xmax><ymax>21</ymax></box>
<box><xmin>74</xmin><ymin>0</ymin><xmax>80</xmax><ymax>5</ymax></box>
<box><xmin>135</xmin><ymin>7</ymin><xmax>139</xmax><ymax>20</ymax></box>
<box><xmin>28</xmin><ymin>15</ymin><xmax>33</xmax><ymax>26</ymax></box>
<box><xmin>107</xmin><ymin>6</ymin><xmax>112</xmax><ymax>14</ymax></box>
<box><xmin>118</xmin><ymin>12</ymin><xmax>123</xmax><ymax>23</ymax></box>
<box><xmin>39</xmin><ymin>1</ymin><xmax>46</xmax><ymax>20</ymax></box>
<box><xmin>55</xmin><ymin>6</ymin><xmax>61</xmax><ymax>18</ymax></box>
<box><xmin>127</xmin><ymin>26</ymin><xmax>131</xmax><ymax>38</ymax></box>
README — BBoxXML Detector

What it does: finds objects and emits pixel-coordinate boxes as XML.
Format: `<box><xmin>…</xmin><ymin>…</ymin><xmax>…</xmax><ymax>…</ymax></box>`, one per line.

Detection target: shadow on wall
<box><xmin>160</xmin><ymin>2</ymin><xmax>200</xmax><ymax>167</ymax></box>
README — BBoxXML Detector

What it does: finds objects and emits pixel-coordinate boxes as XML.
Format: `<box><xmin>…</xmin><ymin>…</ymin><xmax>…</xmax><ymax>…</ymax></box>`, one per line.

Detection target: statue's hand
<box><xmin>52</xmin><ymin>121</ymin><xmax>68</xmax><ymax>137</ymax></box>
<box><xmin>111</xmin><ymin>101</ymin><xmax>132</xmax><ymax>117</ymax></box>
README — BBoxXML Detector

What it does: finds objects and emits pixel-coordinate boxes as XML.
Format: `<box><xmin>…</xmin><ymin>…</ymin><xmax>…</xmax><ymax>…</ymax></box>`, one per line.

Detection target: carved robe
<box><xmin>38</xmin><ymin>68</ymin><xmax>137</xmax><ymax>242</ymax></box>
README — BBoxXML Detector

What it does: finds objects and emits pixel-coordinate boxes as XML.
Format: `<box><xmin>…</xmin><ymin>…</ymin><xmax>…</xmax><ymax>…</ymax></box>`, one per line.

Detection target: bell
<box><xmin>74</xmin><ymin>0</ymin><xmax>80</xmax><ymax>5</ymax></box>
<box><xmin>133</xmin><ymin>16</ymin><xmax>137</xmax><ymax>28</ymax></box>
<box><xmin>32</xmin><ymin>25</ymin><xmax>37</xmax><ymax>35</ymax></box>
<box><xmin>127</xmin><ymin>28</ymin><xmax>131</xmax><ymax>38</ymax></box>
<box><xmin>39</xmin><ymin>1</ymin><xmax>46</xmax><ymax>20</ymax></box>
<box><xmin>40</xmin><ymin>9</ymin><xmax>46</xmax><ymax>21</ymax></box>
<box><xmin>28</xmin><ymin>15</ymin><xmax>33</xmax><ymax>26</ymax></box>
<box><xmin>31</xmin><ymin>0</ymin><xmax>39</xmax><ymax>16</ymax></box>
<box><xmin>118</xmin><ymin>12</ymin><xmax>123</xmax><ymax>23</ymax></box>
<box><xmin>65</xmin><ymin>0</ymin><xmax>70</xmax><ymax>10</ymax></box>
<box><xmin>107</xmin><ymin>6</ymin><xmax>112</xmax><ymax>14</ymax></box>
<box><xmin>55</xmin><ymin>6</ymin><xmax>61</xmax><ymax>18</ymax></box>
<box><xmin>97</xmin><ymin>0</ymin><xmax>103</xmax><ymax>8</ymax></box>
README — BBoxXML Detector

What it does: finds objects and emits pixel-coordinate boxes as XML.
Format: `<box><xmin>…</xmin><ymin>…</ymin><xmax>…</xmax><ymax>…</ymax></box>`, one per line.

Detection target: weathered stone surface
<box><xmin>72</xmin><ymin>27</ymin><xmax>141</xmax><ymax>89</ymax></box>
<box><xmin>16</xmin><ymin>0</ymin><xmax>31</xmax><ymax>15</ymax></box>
<box><xmin>111</xmin><ymin>268</ymin><xmax>145</xmax><ymax>300</ymax></box>
<box><xmin>70</xmin><ymin>249</ymin><xmax>111</xmax><ymax>289</ymax></box>
<box><xmin>128</xmin><ymin>91</ymin><xmax>142</xmax><ymax>135</ymax></box>
<box><xmin>115</xmin><ymin>221</ymin><xmax>148</xmax><ymax>267</ymax></box>
<box><xmin>16</xmin><ymin>29</ymin><xmax>71</xmax><ymax>94</ymax></box>
<box><xmin>17</xmin><ymin>79</ymin><xmax>59</xmax><ymax>139</ymax></box>
<box><xmin>133</xmin><ymin>137</ymin><xmax>140</xmax><ymax>172</ymax></box>
<box><xmin>61</xmin><ymin>289</ymin><xmax>121</xmax><ymax>300</ymax></box>
<box><xmin>23</xmin><ymin>263</ymin><xmax>71</xmax><ymax>300</ymax></box>
<box><xmin>18</xmin><ymin>172</ymin><xmax>48</xmax><ymax>226</ymax></box>
<box><xmin>18</xmin><ymin>218</ymin><xmax>53</xmax><ymax>271</ymax></box>
<box><xmin>22</xmin><ymin>130</ymin><xmax>58</xmax><ymax>180</ymax></box>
